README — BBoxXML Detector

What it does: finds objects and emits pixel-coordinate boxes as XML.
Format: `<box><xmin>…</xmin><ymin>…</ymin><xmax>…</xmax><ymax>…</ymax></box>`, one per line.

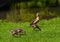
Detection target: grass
<box><xmin>0</xmin><ymin>17</ymin><xmax>60</xmax><ymax>42</ymax></box>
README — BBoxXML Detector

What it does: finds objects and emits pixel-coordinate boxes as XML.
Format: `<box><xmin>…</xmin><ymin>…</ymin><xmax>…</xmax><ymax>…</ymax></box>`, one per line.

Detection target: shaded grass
<box><xmin>0</xmin><ymin>17</ymin><xmax>60</xmax><ymax>42</ymax></box>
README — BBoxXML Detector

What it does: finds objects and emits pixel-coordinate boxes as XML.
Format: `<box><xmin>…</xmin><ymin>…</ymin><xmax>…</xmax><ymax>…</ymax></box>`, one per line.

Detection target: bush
<box><xmin>20</xmin><ymin>9</ymin><xmax>35</xmax><ymax>22</ymax></box>
<box><xmin>39</xmin><ymin>8</ymin><xmax>57</xmax><ymax>20</ymax></box>
<box><xmin>6</xmin><ymin>8</ymin><xmax>57</xmax><ymax>22</ymax></box>
<box><xmin>48</xmin><ymin>0</ymin><xmax>56</xmax><ymax>6</ymax></box>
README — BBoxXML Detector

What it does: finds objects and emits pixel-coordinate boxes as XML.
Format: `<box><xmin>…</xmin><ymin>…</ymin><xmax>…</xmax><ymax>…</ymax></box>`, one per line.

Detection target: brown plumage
<box><xmin>10</xmin><ymin>28</ymin><xmax>24</xmax><ymax>36</ymax></box>
<box><xmin>30</xmin><ymin>13</ymin><xmax>41</xmax><ymax>31</ymax></box>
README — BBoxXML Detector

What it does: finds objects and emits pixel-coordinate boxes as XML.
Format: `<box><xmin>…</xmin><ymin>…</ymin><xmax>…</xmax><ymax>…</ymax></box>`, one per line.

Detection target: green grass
<box><xmin>0</xmin><ymin>17</ymin><xmax>60</xmax><ymax>42</ymax></box>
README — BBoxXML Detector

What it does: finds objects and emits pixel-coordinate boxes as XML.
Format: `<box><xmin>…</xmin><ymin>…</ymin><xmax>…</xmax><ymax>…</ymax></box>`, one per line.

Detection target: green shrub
<box><xmin>58</xmin><ymin>0</ymin><xmax>60</xmax><ymax>5</ymax></box>
<box><xmin>20</xmin><ymin>9</ymin><xmax>35</xmax><ymax>22</ymax></box>
<box><xmin>27</xmin><ymin>1</ymin><xmax>35</xmax><ymax>8</ymax></box>
<box><xmin>39</xmin><ymin>8</ymin><xmax>57</xmax><ymax>20</ymax></box>
<box><xmin>48</xmin><ymin>0</ymin><xmax>56</xmax><ymax>6</ymax></box>
<box><xmin>20</xmin><ymin>2</ymin><xmax>26</xmax><ymax>9</ymax></box>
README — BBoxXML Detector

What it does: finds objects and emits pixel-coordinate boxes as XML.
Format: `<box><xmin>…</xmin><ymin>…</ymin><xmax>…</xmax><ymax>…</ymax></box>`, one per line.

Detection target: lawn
<box><xmin>0</xmin><ymin>17</ymin><xmax>60</xmax><ymax>42</ymax></box>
